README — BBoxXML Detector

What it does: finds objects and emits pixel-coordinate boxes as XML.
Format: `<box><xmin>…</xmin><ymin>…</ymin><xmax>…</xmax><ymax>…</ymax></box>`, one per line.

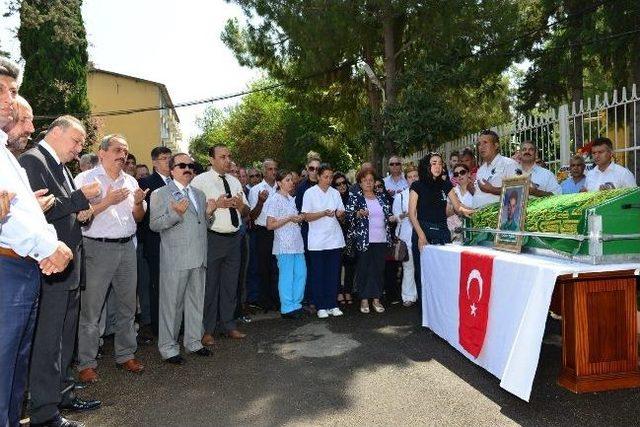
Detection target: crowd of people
<box><xmin>2</xmin><ymin>56</ymin><xmax>639</xmax><ymax>427</ymax></box>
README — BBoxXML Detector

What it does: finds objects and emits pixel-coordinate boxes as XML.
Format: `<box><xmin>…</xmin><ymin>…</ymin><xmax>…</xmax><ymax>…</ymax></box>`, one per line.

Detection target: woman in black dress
<box><xmin>408</xmin><ymin>153</ymin><xmax>474</xmax><ymax>299</ymax></box>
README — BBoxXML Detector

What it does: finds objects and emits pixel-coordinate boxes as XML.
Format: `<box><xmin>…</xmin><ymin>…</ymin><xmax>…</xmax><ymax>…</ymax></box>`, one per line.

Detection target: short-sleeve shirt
<box><xmin>301</xmin><ymin>185</ymin><xmax>345</xmax><ymax>251</ymax></box>
<box><xmin>191</xmin><ymin>169</ymin><xmax>248</xmax><ymax>233</ymax></box>
<box><xmin>263</xmin><ymin>192</ymin><xmax>304</xmax><ymax>255</ymax></box>
<box><xmin>410</xmin><ymin>177</ymin><xmax>453</xmax><ymax>225</ymax></box>
<box><xmin>524</xmin><ymin>164</ymin><xmax>561</xmax><ymax>195</ymax></box>
<box><xmin>561</xmin><ymin>176</ymin><xmax>586</xmax><ymax>194</ymax></box>
<box><xmin>248</xmin><ymin>179</ymin><xmax>278</xmax><ymax>227</ymax></box>
<box><xmin>472</xmin><ymin>154</ymin><xmax>519</xmax><ymax>208</ymax></box>
<box><xmin>585</xmin><ymin>162</ymin><xmax>637</xmax><ymax>192</ymax></box>
<box><xmin>74</xmin><ymin>165</ymin><xmax>143</xmax><ymax>239</ymax></box>
<box><xmin>383</xmin><ymin>174</ymin><xmax>408</xmax><ymax>196</ymax></box>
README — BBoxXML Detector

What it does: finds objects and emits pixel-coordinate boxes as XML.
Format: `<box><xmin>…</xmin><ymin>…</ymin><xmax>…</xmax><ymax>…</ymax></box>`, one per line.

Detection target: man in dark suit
<box><xmin>138</xmin><ymin>146</ymin><xmax>172</xmax><ymax>335</ymax></box>
<box><xmin>19</xmin><ymin>115</ymin><xmax>102</xmax><ymax>427</ymax></box>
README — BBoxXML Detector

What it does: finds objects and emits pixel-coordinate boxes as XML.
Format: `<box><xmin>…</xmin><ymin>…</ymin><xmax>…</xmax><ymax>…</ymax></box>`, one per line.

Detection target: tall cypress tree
<box><xmin>18</xmin><ymin>0</ymin><xmax>93</xmax><ymax>137</ymax></box>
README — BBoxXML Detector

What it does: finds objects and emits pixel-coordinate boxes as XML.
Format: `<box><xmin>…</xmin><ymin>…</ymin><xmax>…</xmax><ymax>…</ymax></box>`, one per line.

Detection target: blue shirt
<box><xmin>560</xmin><ymin>177</ymin><xmax>586</xmax><ymax>194</ymax></box>
<box><xmin>0</xmin><ymin>130</ymin><xmax>58</xmax><ymax>260</ymax></box>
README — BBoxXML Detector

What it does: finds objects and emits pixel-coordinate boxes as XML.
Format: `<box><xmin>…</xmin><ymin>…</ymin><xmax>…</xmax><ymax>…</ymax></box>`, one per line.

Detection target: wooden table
<box><xmin>555</xmin><ymin>270</ymin><xmax>640</xmax><ymax>392</ymax></box>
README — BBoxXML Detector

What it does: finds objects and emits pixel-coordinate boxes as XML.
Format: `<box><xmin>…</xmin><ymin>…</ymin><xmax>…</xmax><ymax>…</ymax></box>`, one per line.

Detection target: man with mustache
<box><xmin>74</xmin><ymin>134</ymin><xmax>149</xmax><ymax>383</ymax></box>
<box><xmin>150</xmin><ymin>153</ymin><xmax>216</xmax><ymax>364</ymax></box>
<box><xmin>19</xmin><ymin>115</ymin><xmax>102</xmax><ymax>427</ymax></box>
<box><xmin>0</xmin><ymin>57</ymin><xmax>74</xmax><ymax>427</ymax></box>
<box><xmin>3</xmin><ymin>95</ymin><xmax>34</xmax><ymax>157</ymax></box>
<box><xmin>518</xmin><ymin>140</ymin><xmax>561</xmax><ymax>197</ymax></box>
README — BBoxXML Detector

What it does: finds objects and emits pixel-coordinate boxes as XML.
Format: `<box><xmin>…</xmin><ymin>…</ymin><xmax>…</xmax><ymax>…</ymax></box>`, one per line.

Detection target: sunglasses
<box><xmin>174</xmin><ymin>163</ymin><xmax>195</xmax><ymax>170</ymax></box>
<box><xmin>374</xmin><ymin>184</ymin><xmax>384</xmax><ymax>189</ymax></box>
<box><xmin>307</xmin><ymin>166</ymin><xmax>317</xmax><ymax>172</ymax></box>
<box><xmin>389</xmin><ymin>162</ymin><xmax>401</xmax><ymax>166</ymax></box>
<box><xmin>249</xmin><ymin>174</ymin><xmax>259</xmax><ymax>178</ymax></box>
<box><xmin>335</xmin><ymin>180</ymin><xmax>347</xmax><ymax>186</ymax></box>
<box><xmin>453</xmin><ymin>169</ymin><xmax>467</xmax><ymax>178</ymax></box>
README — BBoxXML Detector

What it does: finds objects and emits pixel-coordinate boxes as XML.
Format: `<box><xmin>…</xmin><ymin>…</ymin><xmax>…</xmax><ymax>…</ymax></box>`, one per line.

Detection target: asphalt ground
<box><xmin>66</xmin><ymin>304</ymin><xmax>640</xmax><ymax>426</ymax></box>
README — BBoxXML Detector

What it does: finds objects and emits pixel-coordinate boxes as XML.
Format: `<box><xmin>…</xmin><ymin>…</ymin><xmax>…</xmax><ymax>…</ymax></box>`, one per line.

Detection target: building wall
<box><xmin>87</xmin><ymin>71</ymin><xmax>170</xmax><ymax>167</ymax></box>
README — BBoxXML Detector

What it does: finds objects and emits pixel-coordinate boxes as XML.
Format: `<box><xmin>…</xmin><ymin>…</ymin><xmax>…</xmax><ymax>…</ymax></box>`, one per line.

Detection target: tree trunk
<box><xmin>363</xmin><ymin>45</ymin><xmax>383</xmax><ymax>174</ymax></box>
<box><xmin>566</xmin><ymin>0</ymin><xmax>585</xmax><ymax>148</ymax></box>
<box><xmin>382</xmin><ymin>10</ymin><xmax>405</xmax><ymax>168</ymax></box>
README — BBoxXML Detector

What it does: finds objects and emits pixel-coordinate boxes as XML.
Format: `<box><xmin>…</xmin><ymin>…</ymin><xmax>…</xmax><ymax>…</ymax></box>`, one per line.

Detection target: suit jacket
<box><xmin>19</xmin><ymin>144</ymin><xmax>90</xmax><ymax>290</ymax></box>
<box><xmin>138</xmin><ymin>171</ymin><xmax>167</xmax><ymax>258</ymax></box>
<box><xmin>149</xmin><ymin>181</ymin><xmax>208</xmax><ymax>271</ymax></box>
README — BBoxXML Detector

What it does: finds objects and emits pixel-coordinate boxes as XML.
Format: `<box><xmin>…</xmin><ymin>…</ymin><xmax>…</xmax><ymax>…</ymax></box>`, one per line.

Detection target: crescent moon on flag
<box><xmin>466</xmin><ymin>269</ymin><xmax>484</xmax><ymax>302</ymax></box>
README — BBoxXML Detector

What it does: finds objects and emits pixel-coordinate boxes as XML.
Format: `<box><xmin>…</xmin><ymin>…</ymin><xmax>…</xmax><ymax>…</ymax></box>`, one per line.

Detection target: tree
<box><xmin>222</xmin><ymin>0</ymin><xmax>523</xmax><ymax>170</ymax></box>
<box><xmin>18</xmin><ymin>0</ymin><xmax>95</xmax><ymax>141</ymax></box>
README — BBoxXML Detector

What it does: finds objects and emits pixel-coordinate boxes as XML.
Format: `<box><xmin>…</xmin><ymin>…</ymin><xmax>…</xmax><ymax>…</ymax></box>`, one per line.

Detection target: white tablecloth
<box><xmin>421</xmin><ymin>244</ymin><xmax>640</xmax><ymax>401</ymax></box>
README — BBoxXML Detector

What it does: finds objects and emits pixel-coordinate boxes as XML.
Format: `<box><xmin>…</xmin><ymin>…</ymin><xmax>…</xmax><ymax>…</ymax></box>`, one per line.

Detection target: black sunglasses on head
<box><xmin>174</xmin><ymin>163</ymin><xmax>195</xmax><ymax>170</ymax></box>
<box><xmin>453</xmin><ymin>169</ymin><xmax>467</xmax><ymax>178</ymax></box>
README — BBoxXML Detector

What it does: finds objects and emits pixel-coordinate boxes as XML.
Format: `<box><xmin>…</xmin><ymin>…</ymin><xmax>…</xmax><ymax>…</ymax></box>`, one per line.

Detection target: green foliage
<box><xmin>18</xmin><ymin>0</ymin><xmax>95</xmax><ymax>142</ymax></box>
<box><xmin>189</xmin><ymin>80</ymin><xmax>359</xmax><ymax>173</ymax></box>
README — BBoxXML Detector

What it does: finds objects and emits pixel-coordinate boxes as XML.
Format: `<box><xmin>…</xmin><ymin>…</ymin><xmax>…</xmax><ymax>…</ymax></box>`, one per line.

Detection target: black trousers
<box><xmin>29</xmin><ymin>275</ymin><xmax>80</xmax><ymax>423</ymax></box>
<box><xmin>412</xmin><ymin>221</ymin><xmax>451</xmax><ymax>302</ymax></box>
<box><xmin>340</xmin><ymin>251</ymin><xmax>356</xmax><ymax>294</ymax></box>
<box><xmin>143</xmin><ymin>251</ymin><xmax>160</xmax><ymax>335</ymax></box>
<box><xmin>255</xmin><ymin>226</ymin><xmax>279</xmax><ymax>311</ymax></box>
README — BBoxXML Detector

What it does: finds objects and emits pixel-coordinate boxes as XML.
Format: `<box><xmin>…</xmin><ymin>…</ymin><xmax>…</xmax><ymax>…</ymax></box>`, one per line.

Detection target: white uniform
<box><xmin>585</xmin><ymin>162</ymin><xmax>637</xmax><ymax>192</ymax></box>
<box><xmin>472</xmin><ymin>154</ymin><xmax>520</xmax><ymax>208</ymax></box>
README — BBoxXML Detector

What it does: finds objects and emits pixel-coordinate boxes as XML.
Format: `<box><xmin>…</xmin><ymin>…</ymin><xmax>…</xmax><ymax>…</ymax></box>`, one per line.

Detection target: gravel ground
<box><xmin>64</xmin><ymin>305</ymin><xmax>640</xmax><ymax>426</ymax></box>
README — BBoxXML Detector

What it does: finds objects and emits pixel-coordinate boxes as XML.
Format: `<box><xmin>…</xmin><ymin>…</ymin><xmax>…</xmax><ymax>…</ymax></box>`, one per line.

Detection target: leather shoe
<box><xmin>118</xmin><ymin>358</ymin><xmax>145</xmax><ymax>373</ymax></box>
<box><xmin>164</xmin><ymin>355</ymin><xmax>185</xmax><ymax>365</ymax></box>
<box><xmin>60</xmin><ymin>397</ymin><xmax>102</xmax><ymax>412</ymax></box>
<box><xmin>225</xmin><ymin>329</ymin><xmax>247</xmax><ymax>339</ymax></box>
<box><xmin>30</xmin><ymin>414</ymin><xmax>85</xmax><ymax>427</ymax></box>
<box><xmin>201</xmin><ymin>333</ymin><xmax>215</xmax><ymax>346</ymax></box>
<box><xmin>192</xmin><ymin>347</ymin><xmax>212</xmax><ymax>357</ymax></box>
<box><xmin>78</xmin><ymin>368</ymin><xmax>98</xmax><ymax>384</ymax></box>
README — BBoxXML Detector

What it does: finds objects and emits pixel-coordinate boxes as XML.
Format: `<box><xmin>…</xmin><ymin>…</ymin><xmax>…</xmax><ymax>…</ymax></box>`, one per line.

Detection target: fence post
<box><xmin>558</xmin><ymin>103</ymin><xmax>570</xmax><ymax>166</ymax></box>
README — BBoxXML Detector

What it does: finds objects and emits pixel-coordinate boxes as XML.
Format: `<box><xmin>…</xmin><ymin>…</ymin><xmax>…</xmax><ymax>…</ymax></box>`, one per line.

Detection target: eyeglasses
<box><xmin>174</xmin><ymin>163</ymin><xmax>195</xmax><ymax>170</ymax></box>
<box><xmin>307</xmin><ymin>166</ymin><xmax>317</xmax><ymax>172</ymax></box>
<box><xmin>389</xmin><ymin>162</ymin><xmax>401</xmax><ymax>166</ymax></box>
<box><xmin>453</xmin><ymin>169</ymin><xmax>467</xmax><ymax>178</ymax></box>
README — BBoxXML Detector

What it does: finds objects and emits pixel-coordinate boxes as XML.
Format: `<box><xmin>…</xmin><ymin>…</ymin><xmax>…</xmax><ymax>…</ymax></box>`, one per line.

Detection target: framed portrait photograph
<box><xmin>494</xmin><ymin>175</ymin><xmax>530</xmax><ymax>253</ymax></box>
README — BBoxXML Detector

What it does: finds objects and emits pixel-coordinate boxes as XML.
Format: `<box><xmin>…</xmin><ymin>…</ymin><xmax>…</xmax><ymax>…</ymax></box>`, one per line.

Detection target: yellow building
<box><xmin>87</xmin><ymin>68</ymin><xmax>181</xmax><ymax>167</ymax></box>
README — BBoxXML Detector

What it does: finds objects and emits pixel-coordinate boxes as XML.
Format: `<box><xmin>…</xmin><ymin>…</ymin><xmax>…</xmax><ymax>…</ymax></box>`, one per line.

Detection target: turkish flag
<box><xmin>458</xmin><ymin>251</ymin><xmax>495</xmax><ymax>358</ymax></box>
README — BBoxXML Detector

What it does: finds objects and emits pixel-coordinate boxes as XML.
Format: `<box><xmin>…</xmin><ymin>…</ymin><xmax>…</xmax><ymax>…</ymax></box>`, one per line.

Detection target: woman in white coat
<box><xmin>392</xmin><ymin>165</ymin><xmax>419</xmax><ymax>306</ymax></box>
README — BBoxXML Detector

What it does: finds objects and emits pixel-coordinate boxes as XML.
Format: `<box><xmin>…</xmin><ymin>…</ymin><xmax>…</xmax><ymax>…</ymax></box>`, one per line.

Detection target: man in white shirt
<box><xmin>472</xmin><ymin>130</ymin><xmax>520</xmax><ymax>208</ymax></box>
<box><xmin>383</xmin><ymin>155</ymin><xmax>408</xmax><ymax>198</ymax></box>
<box><xmin>191</xmin><ymin>144</ymin><xmax>249</xmax><ymax>345</ymax></box>
<box><xmin>74</xmin><ymin>134</ymin><xmax>148</xmax><ymax>383</ymax></box>
<box><xmin>248</xmin><ymin>159</ymin><xmax>279</xmax><ymax>311</ymax></box>
<box><xmin>0</xmin><ymin>58</ymin><xmax>74</xmax><ymax>427</ymax></box>
<box><xmin>585</xmin><ymin>137</ymin><xmax>637</xmax><ymax>192</ymax></box>
<box><xmin>519</xmin><ymin>140</ymin><xmax>561</xmax><ymax>197</ymax></box>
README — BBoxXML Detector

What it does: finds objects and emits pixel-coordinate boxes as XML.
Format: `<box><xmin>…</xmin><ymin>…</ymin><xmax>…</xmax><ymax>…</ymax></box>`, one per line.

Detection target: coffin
<box><xmin>464</xmin><ymin>187</ymin><xmax>640</xmax><ymax>264</ymax></box>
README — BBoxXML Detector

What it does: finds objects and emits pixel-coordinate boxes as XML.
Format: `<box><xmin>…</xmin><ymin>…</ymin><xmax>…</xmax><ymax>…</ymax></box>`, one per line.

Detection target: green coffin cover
<box><xmin>465</xmin><ymin>187</ymin><xmax>640</xmax><ymax>257</ymax></box>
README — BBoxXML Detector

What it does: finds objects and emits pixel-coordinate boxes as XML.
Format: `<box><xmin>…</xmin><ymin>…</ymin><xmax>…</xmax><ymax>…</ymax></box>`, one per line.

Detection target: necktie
<box><xmin>219</xmin><ymin>174</ymin><xmax>239</xmax><ymax>227</ymax></box>
<box><xmin>165</xmin><ymin>176</ymin><xmax>172</xmax><ymax>185</ymax></box>
<box><xmin>184</xmin><ymin>187</ymin><xmax>197</xmax><ymax>212</ymax></box>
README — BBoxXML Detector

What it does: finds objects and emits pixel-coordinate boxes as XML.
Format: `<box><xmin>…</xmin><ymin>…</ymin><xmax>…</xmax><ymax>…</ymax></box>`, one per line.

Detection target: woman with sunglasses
<box><xmin>345</xmin><ymin>168</ymin><xmax>396</xmax><ymax>314</ymax></box>
<box><xmin>332</xmin><ymin>172</ymin><xmax>354</xmax><ymax>306</ymax></box>
<box><xmin>408</xmin><ymin>153</ymin><xmax>474</xmax><ymax>300</ymax></box>
<box><xmin>264</xmin><ymin>170</ymin><xmax>307</xmax><ymax>319</ymax></box>
<box><xmin>447</xmin><ymin>163</ymin><xmax>473</xmax><ymax>243</ymax></box>
<box><xmin>301</xmin><ymin>163</ymin><xmax>345</xmax><ymax>319</ymax></box>
<box><xmin>391</xmin><ymin>165</ymin><xmax>419</xmax><ymax>306</ymax></box>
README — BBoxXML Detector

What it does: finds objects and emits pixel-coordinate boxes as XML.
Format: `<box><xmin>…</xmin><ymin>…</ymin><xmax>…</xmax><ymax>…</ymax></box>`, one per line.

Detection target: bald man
<box><xmin>3</xmin><ymin>95</ymin><xmax>35</xmax><ymax>157</ymax></box>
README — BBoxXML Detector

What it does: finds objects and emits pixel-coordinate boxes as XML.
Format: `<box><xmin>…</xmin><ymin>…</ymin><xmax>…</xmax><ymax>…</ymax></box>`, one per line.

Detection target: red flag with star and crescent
<box><xmin>458</xmin><ymin>251</ymin><xmax>495</xmax><ymax>358</ymax></box>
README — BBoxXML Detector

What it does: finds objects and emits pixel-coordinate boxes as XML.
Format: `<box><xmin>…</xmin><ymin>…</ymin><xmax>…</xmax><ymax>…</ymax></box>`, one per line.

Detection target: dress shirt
<box><xmin>39</xmin><ymin>139</ymin><xmax>74</xmax><ymax>189</ymax></box>
<box><xmin>191</xmin><ymin>169</ymin><xmax>247</xmax><ymax>233</ymax></box>
<box><xmin>561</xmin><ymin>176</ymin><xmax>586</xmax><ymax>194</ymax></box>
<box><xmin>522</xmin><ymin>164</ymin><xmax>561</xmax><ymax>195</ymax></box>
<box><xmin>157</xmin><ymin>172</ymin><xmax>171</xmax><ymax>185</ymax></box>
<box><xmin>173</xmin><ymin>180</ymin><xmax>199</xmax><ymax>212</ymax></box>
<box><xmin>0</xmin><ymin>130</ymin><xmax>58</xmax><ymax>260</ymax></box>
<box><xmin>248</xmin><ymin>179</ymin><xmax>278</xmax><ymax>227</ymax></box>
<box><xmin>392</xmin><ymin>188</ymin><xmax>413</xmax><ymax>244</ymax></box>
<box><xmin>472</xmin><ymin>154</ymin><xmax>520</xmax><ymax>208</ymax></box>
<box><xmin>383</xmin><ymin>174</ymin><xmax>408</xmax><ymax>196</ymax></box>
<box><xmin>74</xmin><ymin>165</ymin><xmax>142</xmax><ymax>238</ymax></box>
<box><xmin>585</xmin><ymin>162</ymin><xmax>637</xmax><ymax>192</ymax></box>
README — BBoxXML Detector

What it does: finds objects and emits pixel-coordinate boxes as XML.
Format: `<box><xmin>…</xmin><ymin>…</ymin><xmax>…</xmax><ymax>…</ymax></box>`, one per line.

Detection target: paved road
<box><xmin>68</xmin><ymin>305</ymin><xmax>640</xmax><ymax>426</ymax></box>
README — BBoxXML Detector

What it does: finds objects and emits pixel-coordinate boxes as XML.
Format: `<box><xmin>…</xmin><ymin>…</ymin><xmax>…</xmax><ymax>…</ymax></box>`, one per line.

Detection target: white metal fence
<box><xmin>406</xmin><ymin>84</ymin><xmax>640</xmax><ymax>181</ymax></box>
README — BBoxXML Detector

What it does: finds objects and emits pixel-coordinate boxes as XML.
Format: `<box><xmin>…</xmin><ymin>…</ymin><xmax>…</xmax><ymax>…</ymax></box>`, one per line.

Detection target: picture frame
<box><xmin>494</xmin><ymin>175</ymin><xmax>530</xmax><ymax>253</ymax></box>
